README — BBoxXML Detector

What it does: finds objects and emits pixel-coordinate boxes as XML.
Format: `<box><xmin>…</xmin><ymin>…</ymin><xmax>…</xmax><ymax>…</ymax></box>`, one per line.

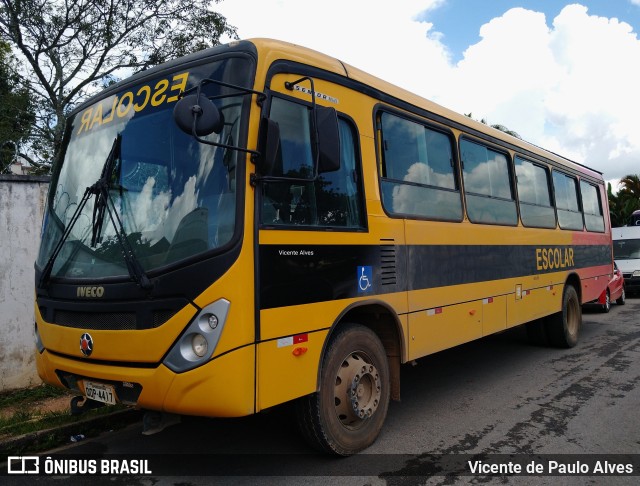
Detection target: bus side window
<box><xmin>460</xmin><ymin>139</ymin><xmax>517</xmax><ymax>225</ymax></box>
<box><xmin>580</xmin><ymin>180</ymin><xmax>605</xmax><ymax>232</ymax></box>
<box><xmin>378</xmin><ymin>112</ymin><xmax>462</xmax><ymax>221</ymax></box>
<box><xmin>552</xmin><ymin>171</ymin><xmax>583</xmax><ymax>230</ymax></box>
<box><xmin>260</xmin><ymin>96</ymin><xmax>365</xmax><ymax>229</ymax></box>
<box><xmin>515</xmin><ymin>157</ymin><xmax>556</xmax><ymax>228</ymax></box>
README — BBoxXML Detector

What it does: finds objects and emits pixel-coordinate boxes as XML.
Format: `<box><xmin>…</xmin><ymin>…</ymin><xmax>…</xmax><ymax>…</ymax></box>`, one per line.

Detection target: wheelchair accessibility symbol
<box><xmin>357</xmin><ymin>266</ymin><xmax>373</xmax><ymax>293</ymax></box>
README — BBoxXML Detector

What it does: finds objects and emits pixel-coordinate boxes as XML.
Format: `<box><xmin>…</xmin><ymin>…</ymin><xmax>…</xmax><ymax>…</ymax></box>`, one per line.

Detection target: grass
<box><xmin>0</xmin><ymin>383</ymin><xmax>67</xmax><ymax>409</ymax></box>
<box><xmin>0</xmin><ymin>384</ymin><xmax>138</xmax><ymax>454</ymax></box>
<box><xmin>0</xmin><ymin>409</ymin><xmax>65</xmax><ymax>437</ymax></box>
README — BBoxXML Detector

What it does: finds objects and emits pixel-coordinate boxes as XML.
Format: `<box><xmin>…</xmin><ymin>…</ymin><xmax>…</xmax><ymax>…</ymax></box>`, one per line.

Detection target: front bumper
<box><xmin>36</xmin><ymin>344</ymin><xmax>255</xmax><ymax>418</ymax></box>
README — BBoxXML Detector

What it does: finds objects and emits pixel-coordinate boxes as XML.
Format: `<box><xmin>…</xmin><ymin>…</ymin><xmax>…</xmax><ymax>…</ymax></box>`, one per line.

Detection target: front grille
<box><xmin>154</xmin><ymin>309</ymin><xmax>179</xmax><ymax>328</ymax></box>
<box><xmin>38</xmin><ymin>297</ymin><xmax>187</xmax><ymax>331</ymax></box>
<box><xmin>52</xmin><ymin>309</ymin><xmax>177</xmax><ymax>330</ymax></box>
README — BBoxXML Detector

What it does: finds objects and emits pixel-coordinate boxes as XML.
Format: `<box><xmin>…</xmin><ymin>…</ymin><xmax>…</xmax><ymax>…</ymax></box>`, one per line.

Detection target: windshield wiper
<box><xmin>38</xmin><ymin>184</ymin><xmax>94</xmax><ymax>289</ymax></box>
<box><xmin>89</xmin><ymin>135</ymin><xmax>152</xmax><ymax>290</ymax></box>
<box><xmin>38</xmin><ymin>135</ymin><xmax>152</xmax><ymax>291</ymax></box>
<box><xmin>90</xmin><ymin>134</ymin><xmax>121</xmax><ymax>247</ymax></box>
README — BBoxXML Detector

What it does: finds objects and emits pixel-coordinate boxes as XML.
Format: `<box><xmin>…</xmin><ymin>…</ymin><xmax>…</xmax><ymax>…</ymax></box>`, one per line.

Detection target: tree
<box><xmin>608</xmin><ymin>175</ymin><xmax>640</xmax><ymax>227</ymax></box>
<box><xmin>464</xmin><ymin>113</ymin><xmax>522</xmax><ymax>139</ymax></box>
<box><xmin>0</xmin><ymin>0</ymin><xmax>237</xmax><ymax>173</ymax></box>
<box><xmin>0</xmin><ymin>40</ymin><xmax>34</xmax><ymax>173</ymax></box>
<box><xmin>618</xmin><ymin>174</ymin><xmax>640</xmax><ymax>203</ymax></box>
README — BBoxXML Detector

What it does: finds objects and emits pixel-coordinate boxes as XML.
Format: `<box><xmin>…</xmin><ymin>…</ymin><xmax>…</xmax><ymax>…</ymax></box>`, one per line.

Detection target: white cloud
<box><xmin>217</xmin><ymin>0</ymin><xmax>451</xmax><ymax>93</ymax></box>
<box><xmin>435</xmin><ymin>5</ymin><xmax>640</xmax><ymax>180</ymax></box>
<box><xmin>544</xmin><ymin>5</ymin><xmax>640</xmax><ymax>178</ymax></box>
<box><xmin>439</xmin><ymin>8</ymin><xmax>559</xmax><ymax>142</ymax></box>
<box><xmin>217</xmin><ymin>1</ymin><xmax>640</xmax><ymax>180</ymax></box>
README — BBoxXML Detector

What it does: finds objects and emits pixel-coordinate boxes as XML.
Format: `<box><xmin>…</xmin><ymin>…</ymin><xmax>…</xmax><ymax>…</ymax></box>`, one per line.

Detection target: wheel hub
<box><xmin>334</xmin><ymin>352</ymin><xmax>381</xmax><ymax>425</ymax></box>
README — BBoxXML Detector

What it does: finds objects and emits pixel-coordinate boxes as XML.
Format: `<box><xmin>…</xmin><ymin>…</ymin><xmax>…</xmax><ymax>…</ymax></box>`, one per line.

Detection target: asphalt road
<box><xmin>5</xmin><ymin>297</ymin><xmax>640</xmax><ymax>485</ymax></box>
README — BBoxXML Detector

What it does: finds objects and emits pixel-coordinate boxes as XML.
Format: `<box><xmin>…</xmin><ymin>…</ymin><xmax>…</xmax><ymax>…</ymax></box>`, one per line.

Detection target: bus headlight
<box><xmin>163</xmin><ymin>299</ymin><xmax>230</xmax><ymax>373</ymax></box>
<box><xmin>207</xmin><ymin>314</ymin><xmax>219</xmax><ymax>329</ymax></box>
<box><xmin>192</xmin><ymin>334</ymin><xmax>208</xmax><ymax>357</ymax></box>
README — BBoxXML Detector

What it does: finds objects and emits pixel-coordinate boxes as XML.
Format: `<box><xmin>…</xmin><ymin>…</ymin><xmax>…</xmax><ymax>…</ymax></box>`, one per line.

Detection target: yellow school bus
<box><xmin>34</xmin><ymin>39</ymin><xmax>612</xmax><ymax>455</ymax></box>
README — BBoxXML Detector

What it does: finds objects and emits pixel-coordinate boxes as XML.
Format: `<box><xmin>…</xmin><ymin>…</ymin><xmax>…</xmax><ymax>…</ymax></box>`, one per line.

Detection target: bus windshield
<box><xmin>613</xmin><ymin>239</ymin><xmax>640</xmax><ymax>259</ymax></box>
<box><xmin>37</xmin><ymin>56</ymin><xmax>252</xmax><ymax>280</ymax></box>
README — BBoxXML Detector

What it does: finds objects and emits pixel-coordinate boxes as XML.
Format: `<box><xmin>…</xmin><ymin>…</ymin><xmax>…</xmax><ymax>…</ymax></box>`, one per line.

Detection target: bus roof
<box><xmin>248</xmin><ymin>38</ymin><xmax>603</xmax><ymax>181</ymax></box>
<box><xmin>72</xmin><ymin>37</ymin><xmax>602</xmax><ymax>181</ymax></box>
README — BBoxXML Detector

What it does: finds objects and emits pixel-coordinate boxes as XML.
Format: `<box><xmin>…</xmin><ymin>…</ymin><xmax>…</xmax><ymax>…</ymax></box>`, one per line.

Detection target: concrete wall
<box><xmin>0</xmin><ymin>175</ymin><xmax>50</xmax><ymax>392</ymax></box>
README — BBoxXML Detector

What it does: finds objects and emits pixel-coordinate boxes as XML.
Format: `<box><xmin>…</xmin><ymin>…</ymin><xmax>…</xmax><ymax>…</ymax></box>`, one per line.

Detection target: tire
<box><xmin>616</xmin><ymin>288</ymin><xmax>626</xmax><ymax>306</ymax></box>
<box><xmin>601</xmin><ymin>290</ymin><xmax>611</xmax><ymax>313</ymax></box>
<box><xmin>296</xmin><ymin>323</ymin><xmax>390</xmax><ymax>456</ymax></box>
<box><xmin>545</xmin><ymin>285</ymin><xmax>581</xmax><ymax>348</ymax></box>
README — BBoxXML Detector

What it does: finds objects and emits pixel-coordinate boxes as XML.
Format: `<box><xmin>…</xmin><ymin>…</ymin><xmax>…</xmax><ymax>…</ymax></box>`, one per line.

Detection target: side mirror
<box><xmin>316</xmin><ymin>105</ymin><xmax>341</xmax><ymax>173</ymax></box>
<box><xmin>173</xmin><ymin>94</ymin><xmax>225</xmax><ymax>136</ymax></box>
<box><xmin>256</xmin><ymin>117</ymin><xmax>281</xmax><ymax>175</ymax></box>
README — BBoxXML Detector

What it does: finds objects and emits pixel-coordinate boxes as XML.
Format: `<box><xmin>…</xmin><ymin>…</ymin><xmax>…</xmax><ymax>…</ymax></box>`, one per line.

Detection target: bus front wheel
<box><xmin>296</xmin><ymin>323</ymin><xmax>390</xmax><ymax>455</ymax></box>
<box><xmin>546</xmin><ymin>285</ymin><xmax>581</xmax><ymax>348</ymax></box>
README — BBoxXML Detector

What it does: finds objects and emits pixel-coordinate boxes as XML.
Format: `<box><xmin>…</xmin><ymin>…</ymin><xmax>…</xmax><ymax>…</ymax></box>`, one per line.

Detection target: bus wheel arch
<box><xmin>324</xmin><ymin>301</ymin><xmax>403</xmax><ymax>401</ymax></box>
<box><xmin>295</xmin><ymin>302</ymin><xmax>402</xmax><ymax>455</ymax></box>
<box><xmin>564</xmin><ymin>272</ymin><xmax>582</xmax><ymax>302</ymax></box>
<box><xmin>545</xmin><ymin>274</ymin><xmax>582</xmax><ymax>348</ymax></box>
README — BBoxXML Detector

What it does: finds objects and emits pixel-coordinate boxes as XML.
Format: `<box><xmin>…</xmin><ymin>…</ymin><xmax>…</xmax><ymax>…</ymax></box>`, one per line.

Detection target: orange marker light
<box><xmin>293</xmin><ymin>347</ymin><xmax>308</xmax><ymax>357</ymax></box>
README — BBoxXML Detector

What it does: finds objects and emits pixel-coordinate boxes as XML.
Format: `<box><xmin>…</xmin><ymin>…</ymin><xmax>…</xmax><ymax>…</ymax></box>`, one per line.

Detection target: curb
<box><xmin>0</xmin><ymin>408</ymin><xmax>142</xmax><ymax>456</ymax></box>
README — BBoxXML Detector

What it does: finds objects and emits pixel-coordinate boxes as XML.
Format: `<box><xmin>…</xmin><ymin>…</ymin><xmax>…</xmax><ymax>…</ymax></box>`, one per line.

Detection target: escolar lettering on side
<box><xmin>535</xmin><ymin>247</ymin><xmax>575</xmax><ymax>271</ymax></box>
<box><xmin>76</xmin><ymin>71</ymin><xmax>189</xmax><ymax>135</ymax></box>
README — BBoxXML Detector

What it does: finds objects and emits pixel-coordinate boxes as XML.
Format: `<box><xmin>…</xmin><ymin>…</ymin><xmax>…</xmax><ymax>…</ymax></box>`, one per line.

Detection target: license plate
<box><xmin>84</xmin><ymin>380</ymin><xmax>117</xmax><ymax>405</ymax></box>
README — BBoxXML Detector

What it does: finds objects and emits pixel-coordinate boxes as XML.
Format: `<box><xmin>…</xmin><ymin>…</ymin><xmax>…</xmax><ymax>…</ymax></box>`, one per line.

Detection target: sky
<box><xmin>215</xmin><ymin>0</ymin><xmax>640</xmax><ymax>189</ymax></box>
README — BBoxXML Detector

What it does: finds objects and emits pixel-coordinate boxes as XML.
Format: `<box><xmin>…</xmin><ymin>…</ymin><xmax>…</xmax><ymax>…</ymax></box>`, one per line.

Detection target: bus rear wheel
<box><xmin>296</xmin><ymin>323</ymin><xmax>390</xmax><ymax>455</ymax></box>
<box><xmin>546</xmin><ymin>285</ymin><xmax>581</xmax><ymax>348</ymax></box>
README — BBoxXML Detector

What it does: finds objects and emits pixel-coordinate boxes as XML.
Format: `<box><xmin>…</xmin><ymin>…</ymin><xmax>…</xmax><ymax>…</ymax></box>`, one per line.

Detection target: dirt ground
<box><xmin>0</xmin><ymin>388</ymin><xmax>74</xmax><ymax>421</ymax></box>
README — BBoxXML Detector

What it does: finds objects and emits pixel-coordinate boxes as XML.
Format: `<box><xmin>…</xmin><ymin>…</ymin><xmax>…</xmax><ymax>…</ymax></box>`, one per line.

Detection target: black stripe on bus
<box><xmin>258</xmin><ymin>244</ymin><xmax>611</xmax><ymax>310</ymax></box>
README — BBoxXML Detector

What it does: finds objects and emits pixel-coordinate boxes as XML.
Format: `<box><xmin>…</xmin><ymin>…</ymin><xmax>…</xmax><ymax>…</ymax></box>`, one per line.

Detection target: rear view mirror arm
<box><xmin>174</xmin><ymin>79</ymin><xmax>263</xmax><ymax>159</ymax></box>
<box><xmin>182</xmin><ymin>78</ymin><xmax>267</xmax><ymax>105</ymax></box>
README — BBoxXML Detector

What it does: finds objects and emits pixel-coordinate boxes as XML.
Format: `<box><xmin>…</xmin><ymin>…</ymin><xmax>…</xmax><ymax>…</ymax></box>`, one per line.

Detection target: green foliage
<box><xmin>464</xmin><ymin>112</ymin><xmax>522</xmax><ymax>139</ymax></box>
<box><xmin>0</xmin><ymin>40</ymin><xmax>34</xmax><ymax>173</ymax></box>
<box><xmin>0</xmin><ymin>384</ymin><xmax>67</xmax><ymax>409</ymax></box>
<box><xmin>608</xmin><ymin>175</ymin><xmax>640</xmax><ymax>227</ymax></box>
<box><xmin>0</xmin><ymin>0</ymin><xmax>237</xmax><ymax>173</ymax></box>
<box><xmin>0</xmin><ymin>409</ymin><xmax>62</xmax><ymax>437</ymax></box>
<box><xmin>0</xmin><ymin>383</ymin><xmax>129</xmax><ymax>454</ymax></box>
